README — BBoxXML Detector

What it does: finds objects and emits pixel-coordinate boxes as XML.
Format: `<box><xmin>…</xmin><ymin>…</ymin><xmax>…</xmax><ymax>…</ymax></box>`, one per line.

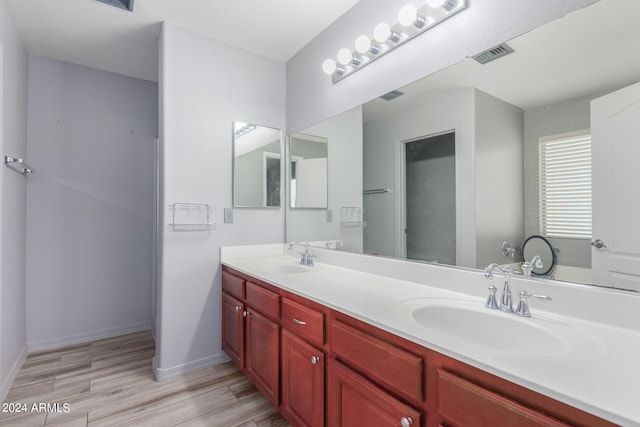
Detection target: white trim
<box><xmin>27</xmin><ymin>322</ymin><xmax>150</xmax><ymax>352</ymax></box>
<box><xmin>0</xmin><ymin>345</ymin><xmax>27</xmax><ymax>403</ymax></box>
<box><xmin>153</xmin><ymin>352</ymin><xmax>231</xmax><ymax>381</ymax></box>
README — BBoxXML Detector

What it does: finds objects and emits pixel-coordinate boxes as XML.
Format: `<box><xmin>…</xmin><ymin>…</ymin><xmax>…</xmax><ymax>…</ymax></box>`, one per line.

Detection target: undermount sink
<box><xmin>255</xmin><ymin>260</ymin><xmax>309</xmax><ymax>275</ymax></box>
<box><xmin>401</xmin><ymin>298</ymin><xmax>599</xmax><ymax>358</ymax></box>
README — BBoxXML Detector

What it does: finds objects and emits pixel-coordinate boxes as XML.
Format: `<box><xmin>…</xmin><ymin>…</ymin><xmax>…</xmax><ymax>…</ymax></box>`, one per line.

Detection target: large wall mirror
<box><xmin>233</xmin><ymin>122</ymin><xmax>282</xmax><ymax>208</ymax></box>
<box><xmin>285</xmin><ymin>0</ymin><xmax>640</xmax><ymax>292</ymax></box>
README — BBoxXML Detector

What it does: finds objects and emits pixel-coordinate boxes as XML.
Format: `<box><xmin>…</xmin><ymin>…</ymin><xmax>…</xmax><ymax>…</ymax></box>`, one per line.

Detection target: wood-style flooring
<box><xmin>1</xmin><ymin>331</ymin><xmax>288</xmax><ymax>427</ymax></box>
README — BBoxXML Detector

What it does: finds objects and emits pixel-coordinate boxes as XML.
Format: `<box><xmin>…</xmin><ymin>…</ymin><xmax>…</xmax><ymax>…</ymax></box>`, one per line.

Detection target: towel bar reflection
<box><xmin>363</xmin><ymin>188</ymin><xmax>390</xmax><ymax>195</ymax></box>
<box><xmin>4</xmin><ymin>156</ymin><xmax>37</xmax><ymax>174</ymax></box>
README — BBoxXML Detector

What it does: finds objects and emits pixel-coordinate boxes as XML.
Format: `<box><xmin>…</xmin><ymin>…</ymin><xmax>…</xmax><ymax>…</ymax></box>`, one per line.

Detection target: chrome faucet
<box><xmin>288</xmin><ymin>242</ymin><xmax>315</xmax><ymax>266</ymax></box>
<box><xmin>484</xmin><ymin>263</ymin><xmax>516</xmax><ymax>313</ymax></box>
<box><xmin>521</xmin><ymin>255</ymin><xmax>543</xmax><ymax>277</ymax></box>
<box><xmin>514</xmin><ymin>291</ymin><xmax>552</xmax><ymax>317</ymax></box>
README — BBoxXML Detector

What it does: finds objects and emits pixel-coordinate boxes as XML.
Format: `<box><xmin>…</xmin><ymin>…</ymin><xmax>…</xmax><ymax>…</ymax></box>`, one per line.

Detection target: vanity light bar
<box><xmin>322</xmin><ymin>0</ymin><xmax>467</xmax><ymax>84</ymax></box>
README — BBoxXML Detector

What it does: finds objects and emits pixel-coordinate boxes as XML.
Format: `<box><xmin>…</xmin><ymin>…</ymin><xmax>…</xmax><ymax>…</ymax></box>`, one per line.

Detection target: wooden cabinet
<box><xmin>328</xmin><ymin>360</ymin><xmax>421</xmax><ymax>427</ymax></box>
<box><xmin>331</xmin><ymin>319</ymin><xmax>423</xmax><ymax>405</ymax></box>
<box><xmin>245</xmin><ymin>307</ymin><xmax>280</xmax><ymax>406</ymax></box>
<box><xmin>221</xmin><ymin>292</ymin><xmax>244</xmax><ymax>368</ymax></box>
<box><xmin>221</xmin><ymin>266</ymin><xmax>616</xmax><ymax>427</ymax></box>
<box><xmin>282</xmin><ymin>329</ymin><xmax>325</xmax><ymax>427</ymax></box>
<box><xmin>436</xmin><ymin>369</ymin><xmax>569</xmax><ymax>427</ymax></box>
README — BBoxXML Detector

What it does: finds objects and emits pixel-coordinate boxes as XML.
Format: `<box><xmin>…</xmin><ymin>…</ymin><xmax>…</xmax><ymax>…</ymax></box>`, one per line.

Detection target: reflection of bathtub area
<box><xmin>552</xmin><ymin>265</ymin><xmax>593</xmax><ymax>284</ymax></box>
<box><xmin>503</xmin><ymin>262</ymin><xmax>592</xmax><ymax>284</ymax></box>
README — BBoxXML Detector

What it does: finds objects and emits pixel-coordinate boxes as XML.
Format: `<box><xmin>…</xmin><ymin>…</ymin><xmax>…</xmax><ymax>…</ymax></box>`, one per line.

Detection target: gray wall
<box><xmin>0</xmin><ymin>0</ymin><xmax>29</xmax><ymax>401</ymax></box>
<box><xmin>157</xmin><ymin>22</ymin><xmax>286</xmax><ymax>379</ymax></box>
<box><xmin>474</xmin><ymin>90</ymin><xmax>524</xmax><ymax>268</ymax></box>
<box><xmin>25</xmin><ymin>55</ymin><xmax>157</xmax><ymax>350</ymax></box>
<box><xmin>523</xmin><ymin>89</ymin><xmax>613</xmax><ymax>268</ymax></box>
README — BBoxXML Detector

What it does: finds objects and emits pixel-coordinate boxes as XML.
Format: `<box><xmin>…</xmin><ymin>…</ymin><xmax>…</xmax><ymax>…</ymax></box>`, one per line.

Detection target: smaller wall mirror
<box><xmin>233</xmin><ymin>122</ymin><xmax>282</xmax><ymax>208</ymax></box>
<box><xmin>289</xmin><ymin>133</ymin><xmax>328</xmax><ymax>209</ymax></box>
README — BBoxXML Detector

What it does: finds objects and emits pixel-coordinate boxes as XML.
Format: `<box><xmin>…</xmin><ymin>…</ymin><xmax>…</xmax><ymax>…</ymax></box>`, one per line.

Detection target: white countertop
<box><xmin>221</xmin><ymin>244</ymin><xmax>640</xmax><ymax>426</ymax></box>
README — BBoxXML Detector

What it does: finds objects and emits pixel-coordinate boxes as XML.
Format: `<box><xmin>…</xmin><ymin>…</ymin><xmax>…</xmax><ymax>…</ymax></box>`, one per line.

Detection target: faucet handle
<box><xmin>515</xmin><ymin>291</ymin><xmax>552</xmax><ymax>317</ymax></box>
<box><xmin>485</xmin><ymin>285</ymin><xmax>499</xmax><ymax>310</ymax></box>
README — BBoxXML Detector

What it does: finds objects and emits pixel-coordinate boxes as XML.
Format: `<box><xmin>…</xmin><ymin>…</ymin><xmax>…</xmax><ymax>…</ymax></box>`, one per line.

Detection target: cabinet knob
<box><xmin>400</xmin><ymin>417</ymin><xmax>413</xmax><ymax>427</ymax></box>
<box><xmin>243</xmin><ymin>310</ymin><xmax>248</xmax><ymax>318</ymax></box>
<box><xmin>235</xmin><ymin>305</ymin><xmax>242</xmax><ymax>312</ymax></box>
<box><xmin>310</xmin><ymin>356</ymin><xmax>320</xmax><ymax>365</ymax></box>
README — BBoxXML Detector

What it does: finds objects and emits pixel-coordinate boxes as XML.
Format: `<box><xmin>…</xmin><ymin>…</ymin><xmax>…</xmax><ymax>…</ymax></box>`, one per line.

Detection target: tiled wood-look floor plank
<box><xmin>1</xmin><ymin>331</ymin><xmax>288</xmax><ymax>427</ymax></box>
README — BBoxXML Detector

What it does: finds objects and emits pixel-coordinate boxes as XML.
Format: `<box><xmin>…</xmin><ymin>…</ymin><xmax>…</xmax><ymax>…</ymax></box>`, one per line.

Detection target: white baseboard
<box><xmin>27</xmin><ymin>322</ymin><xmax>151</xmax><ymax>352</ymax></box>
<box><xmin>0</xmin><ymin>345</ymin><xmax>28</xmax><ymax>403</ymax></box>
<box><xmin>153</xmin><ymin>352</ymin><xmax>231</xmax><ymax>382</ymax></box>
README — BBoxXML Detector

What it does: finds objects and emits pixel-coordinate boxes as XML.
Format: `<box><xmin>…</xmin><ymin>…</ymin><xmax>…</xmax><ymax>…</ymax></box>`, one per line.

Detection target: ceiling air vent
<box><xmin>472</xmin><ymin>43</ymin><xmax>514</xmax><ymax>65</ymax></box>
<box><xmin>95</xmin><ymin>0</ymin><xmax>134</xmax><ymax>12</ymax></box>
<box><xmin>380</xmin><ymin>90</ymin><xmax>405</xmax><ymax>101</ymax></box>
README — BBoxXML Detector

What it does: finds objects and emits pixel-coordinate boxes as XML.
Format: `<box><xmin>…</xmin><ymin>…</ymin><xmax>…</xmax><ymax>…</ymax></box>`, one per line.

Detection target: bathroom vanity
<box><xmin>221</xmin><ymin>244</ymin><xmax>640</xmax><ymax>427</ymax></box>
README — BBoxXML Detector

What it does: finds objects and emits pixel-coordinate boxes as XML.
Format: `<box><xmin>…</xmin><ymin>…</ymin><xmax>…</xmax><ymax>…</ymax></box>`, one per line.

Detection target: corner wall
<box><xmin>156</xmin><ymin>22</ymin><xmax>286</xmax><ymax>379</ymax></box>
<box><xmin>0</xmin><ymin>0</ymin><xmax>29</xmax><ymax>401</ymax></box>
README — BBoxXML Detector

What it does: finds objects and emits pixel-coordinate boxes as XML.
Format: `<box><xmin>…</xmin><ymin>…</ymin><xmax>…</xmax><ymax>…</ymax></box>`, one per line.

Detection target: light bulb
<box><xmin>322</xmin><ymin>59</ymin><xmax>337</xmax><ymax>75</ymax></box>
<box><xmin>373</xmin><ymin>23</ymin><xmax>391</xmax><ymax>43</ymax></box>
<box><xmin>355</xmin><ymin>35</ymin><xmax>381</xmax><ymax>56</ymax></box>
<box><xmin>355</xmin><ymin>35</ymin><xmax>370</xmax><ymax>54</ymax></box>
<box><xmin>373</xmin><ymin>23</ymin><xmax>400</xmax><ymax>44</ymax></box>
<box><xmin>337</xmin><ymin>48</ymin><xmax>353</xmax><ymax>66</ymax></box>
<box><xmin>398</xmin><ymin>5</ymin><xmax>419</xmax><ymax>27</ymax></box>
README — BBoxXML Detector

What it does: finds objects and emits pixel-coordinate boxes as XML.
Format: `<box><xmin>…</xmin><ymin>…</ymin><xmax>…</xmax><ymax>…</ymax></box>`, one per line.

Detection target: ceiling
<box><xmin>365</xmin><ymin>0</ymin><xmax>638</xmax><ymax>120</ymax></box>
<box><xmin>3</xmin><ymin>0</ymin><xmax>360</xmax><ymax>82</ymax></box>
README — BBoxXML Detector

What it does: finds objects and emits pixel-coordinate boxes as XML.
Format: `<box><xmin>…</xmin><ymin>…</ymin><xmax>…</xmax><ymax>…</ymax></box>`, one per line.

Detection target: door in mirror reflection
<box><xmin>233</xmin><ymin>122</ymin><xmax>282</xmax><ymax>208</ymax></box>
<box><xmin>289</xmin><ymin>133</ymin><xmax>328</xmax><ymax>209</ymax></box>
<box><xmin>404</xmin><ymin>132</ymin><xmax>456</xmax><ymax>264</ymax></box>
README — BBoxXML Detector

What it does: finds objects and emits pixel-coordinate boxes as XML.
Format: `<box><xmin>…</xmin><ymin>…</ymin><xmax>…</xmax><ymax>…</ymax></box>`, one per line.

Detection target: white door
<box><xmin>295</xmin><ymin>158</ymin><xmax>328</xmax><ymax>208</ymax></box>
<box><xmin>591</xmin><ymin>81</ymin><xmax>640</xmax><ymax>291</ymax></box>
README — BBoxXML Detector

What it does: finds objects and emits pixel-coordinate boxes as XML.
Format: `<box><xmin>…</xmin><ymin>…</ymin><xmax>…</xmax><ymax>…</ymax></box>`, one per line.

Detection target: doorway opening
<box><xmin>403</xmin><ymin>131</ymin><xmax>456</xmax><ymax>264</ymax></box>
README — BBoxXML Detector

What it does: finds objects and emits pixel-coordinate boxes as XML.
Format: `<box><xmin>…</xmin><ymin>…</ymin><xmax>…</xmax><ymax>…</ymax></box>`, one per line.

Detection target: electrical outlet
<box><xmin>326</xmin><ymin>209</ymin><xmax>333</xmax><ymax>222</ymax></box>
<box><xmin>224</xmin><ymin>208</ymin><xmax>233</xmax><ymax>224</ymax></box>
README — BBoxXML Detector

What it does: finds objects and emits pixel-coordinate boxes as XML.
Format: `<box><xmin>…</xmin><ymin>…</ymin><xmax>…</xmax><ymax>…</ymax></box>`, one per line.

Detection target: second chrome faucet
<box><xmin>484</xmin><ymin>263</ymin><xmax>551</xmax><ymax>317</ymax></box>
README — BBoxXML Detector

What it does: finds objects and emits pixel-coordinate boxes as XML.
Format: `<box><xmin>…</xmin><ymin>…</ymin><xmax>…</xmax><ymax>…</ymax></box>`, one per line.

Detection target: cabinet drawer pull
<box><xmin>235</xmin><ymin>305</ymin><xmax>242</xmax><ymax>312</ymax></box>
<box><xmin>400</xmin><ymin>417</ymin><xmax>413</xmax><ymax>427</ymax></box>
<box><xmin>310</xmin><ymin>356</ymin><xmax>320</xmax><ymax>365</ymax></box>
<box><xmin>292</xmin><ymin>317</ymin><xmax>307</xmax><ymax>325</ymax></box>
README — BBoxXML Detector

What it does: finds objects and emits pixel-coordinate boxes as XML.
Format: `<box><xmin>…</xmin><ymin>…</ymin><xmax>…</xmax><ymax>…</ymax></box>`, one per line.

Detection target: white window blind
<box><xmin>539</xmin><ymin>131</ymin><xmax>592</xmax><ymax>239</ymax></box>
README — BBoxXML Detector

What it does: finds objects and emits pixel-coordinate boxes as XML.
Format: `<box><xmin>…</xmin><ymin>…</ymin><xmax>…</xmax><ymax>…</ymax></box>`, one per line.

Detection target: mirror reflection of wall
<box><xmin>286</xmin><ymin>106</ymin><xmax>363</xmax><ymax>253</ymax></box>
<box><xmin>289</xmin><ymin>133</ymin><xmax>328</xmax><ymax>209</ymax></box>
<box><xmin>233</xmin><ymin>122</ymin><xmax>282</xmax><ymax>208</ymax></box>
<box><xmin>284</xmin><ymin>0</ymin><xmax>640</xmax><ymax>291</ymax></box>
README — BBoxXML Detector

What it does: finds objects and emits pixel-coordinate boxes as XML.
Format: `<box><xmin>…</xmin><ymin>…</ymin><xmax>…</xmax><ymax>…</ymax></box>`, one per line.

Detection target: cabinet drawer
<box><xmin>437</xmin><ymin>369</ymin><xmax>570</xmax><ymax>427</ymax></box>
<box><xmin>246</xmin><ymin>281</ymin><xmax>280</xmax><ymax>319</ymax></box>
<box><xmin>331</xmin><ymin>320</ymin><xmax>423</xmax><ymax>403</ymax></box>
<box><xmin>281</xmin><ymin>298</ymin><xmax>324</xmax><ymax>346</ymax></box>
<box><xmin>222</xmin><ymin>271</ymin><xmax>244</xmax><ymax>300</ymax></box>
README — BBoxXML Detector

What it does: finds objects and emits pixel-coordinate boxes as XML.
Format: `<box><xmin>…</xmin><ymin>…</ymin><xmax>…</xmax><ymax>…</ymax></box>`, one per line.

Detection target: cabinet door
<box><xmin>437</xmin><ymin>369</ymin><xmax>570</xmax><ymax>427</ymax></box>
<box><xmin>246</xmin><ymin>308</ymin><xmax>280</xmax><ymax>407</ymax></box>
<box><xmin>328</xmin><ymin>360</ymin><xmax>421</xmax><ymax>427</ymax></box>
<box><xmin>282</xmin><ymin>330</ymin><xmax>324</xmax><ymax>427</ymax></box>
<box><xmin>221</xmin><ymin>292</ymin><xmax>244</xmax><ymax>369</ymax></box>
